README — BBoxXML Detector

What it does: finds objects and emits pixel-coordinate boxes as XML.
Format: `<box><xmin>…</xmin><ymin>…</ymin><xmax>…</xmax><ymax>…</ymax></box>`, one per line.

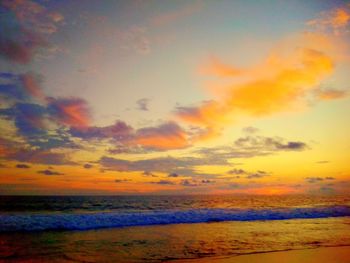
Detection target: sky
<box><xmin>0</xmin><ymin>0</ymin><xmax>350</xmax><ymax>195</ymax></box>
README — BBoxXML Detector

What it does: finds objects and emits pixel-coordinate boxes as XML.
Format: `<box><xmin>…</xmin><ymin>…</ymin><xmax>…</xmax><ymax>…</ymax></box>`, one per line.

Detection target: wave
<box><xmin>1</xmin><ymin>206</ymin><xmax>349</xmax><ymax>232</ymax></box>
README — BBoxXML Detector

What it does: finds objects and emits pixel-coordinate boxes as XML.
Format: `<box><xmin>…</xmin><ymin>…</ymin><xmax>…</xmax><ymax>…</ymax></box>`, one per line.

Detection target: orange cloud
<box><xmin>176</xmin><ymin>47</ymin><xmax>334</xmax><ymax>137</ymax></box>
<box><xmin>134</xmin><ymin>122</ymin><xmax>189</xmax><ymax>150</ymax></box>
<box><xmin>0</xmin><ymin>139</ymin><xmax>12</xmax><ymax>157</ymax></box>
<box><xmin>21</xmin><ymin>73</ymin><xmax>45</xmax><ymax>100</ymax></box>
<box><xmin>199</xmin><ymin>56</ymin><xmax>243</xmax><ymax>77</ymax></box>
<box><xmin>226</xmin><ymin>48</ymin><xmax>333</xmax><ymax>115</ymax></box>
<box><xmin>307</xmin><ymin>6</ymin><xmax>350</xmax><ymax>34</ymax></box>
<box><xmin>314</xmin><ymin>88</ymin><xmax>348</xmax><ymax>100</ymax></box>
<box><xmin>48</xmin><ymin>98</ymin><xmax>92</xmax><ymax>128</ymax></box>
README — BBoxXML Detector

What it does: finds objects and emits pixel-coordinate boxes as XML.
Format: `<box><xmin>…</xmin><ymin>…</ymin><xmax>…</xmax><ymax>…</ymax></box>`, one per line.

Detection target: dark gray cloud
<box><xmin>115</xmin><ymin>179</ymin><xmax>131</xmax><ymax>183</ymax></box>
<box><xmin>99</xmin><ymin>156</ymin><xmax>222</xmax><ymax>177</ymax></box>
<box><xmin>180</xmin><ymin>179</ymin><xmax>198</xmax><ymax>187</ymax></box>
<box><xmin>0</xmin><ymin>23</ymin><xmax>47</xmax><ymax>64</ymax></box>
<box><xmin>83</xmin><ymin>163</ymin><xmax>93</xmax><ymax>169</ymax></box>
<box><xmin>16</xmin><ymin>164</ymin><xmax>31</xmax><ymax>168</ymax></box>
<box><xmin>246</xmin><ymin>170</ymin><xmax>269</xmax><ymax>179</ymax></box>
<box><xmin>305</xmin><ymin>177</ymin><xmax>335</xmax><ymax>183</ymax></box>
<box><xmin>151</xmin><ymin>180</ymin><xmax>175</xmax><ymax>185</ymax></box>
<box><xmin>234</xmin><ymin>136</ymin><xmax>308</xmax><ymax>151</ymax></box>
<box><xmin>37</xmin><ymin>169</ymin><xmax>64</xmax><ymax>175</ymax></box>
<box><xmin>227</xmin><ymin>168</ymin><xmax>246</xmax><ymax>175</ymax></box>
<box><xmin>195</xmin><ymin>135</ymin><xmax>309</xmax><ymax>162</ymax></box>
<box><xmin>142</xmin><ymin>171</ymin><xmax>157</xmax><ymax>177</ymax></box>
<box><xmin>201</xmin><ymin>179</ymin><xmax>215</xmax><ymax>184</ymax></box>
<box><xmin>136</xmin><ymin>98</ymin><xmax>150</xmax><ymax>111</ymax></box>
<box><xmin>108</xmin><ymin>145</ymin><xmax>148</xmax><ymax>154</ymax></box>
<box><xmin>227</xmin><ymin>168</ymin><xmax>269</xmax><ymax>179</ymax></box>
<box><xmin>168</xmin><ymin>172</ymin><xmax>179</xmax><ymax>177</ymax></box>
<box><xmin>242</xmin><ymin>126</ymin><xmax>260</xmax><ymax>134</ymax></box>
<box><xmin>305</xmin><ymin>177</ymin><xmax>324</xmax><ymax>183</ymax></box>
<box><xmin>70</xmin><ymin>120</ymin><xmax>133</xmax><ymax>141</ymax></box>
<box><xmin>9</xmin><ymin>149</ymin><xmax>76</xmax><ymax>165</ymax></box>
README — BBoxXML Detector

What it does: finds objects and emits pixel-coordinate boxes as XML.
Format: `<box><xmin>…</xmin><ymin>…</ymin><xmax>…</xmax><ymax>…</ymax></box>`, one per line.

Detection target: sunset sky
<box><xmin>0</xmin><ymin>0</ymin><xmax>349</xmax><ymax>195</ymax></box>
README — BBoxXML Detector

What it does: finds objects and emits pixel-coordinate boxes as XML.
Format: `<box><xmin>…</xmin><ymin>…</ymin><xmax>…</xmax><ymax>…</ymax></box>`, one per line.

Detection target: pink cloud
<box><xmin>21</xmin><ymin>73</ymin><xmax>45</xmax><ymax>100</ymax></box>
<box><xmin>48</xmin><ymin>97</ymin><xmax>92</xmax><ymax>128</ymax></box>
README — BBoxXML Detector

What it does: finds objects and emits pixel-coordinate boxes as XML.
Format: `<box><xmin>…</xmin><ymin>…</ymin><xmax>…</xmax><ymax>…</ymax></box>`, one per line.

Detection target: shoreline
<box><xmin>176</xmin><ymin>246</ymin><xmax>350</xmax><ymax>263</ymax></box>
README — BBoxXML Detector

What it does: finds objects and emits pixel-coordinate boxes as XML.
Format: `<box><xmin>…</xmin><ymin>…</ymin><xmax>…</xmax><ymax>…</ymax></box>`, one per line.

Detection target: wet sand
<box><xmin>178</xmin><ymin>246</ymin><xmax>350</xmax><ymax>263</ymax></box>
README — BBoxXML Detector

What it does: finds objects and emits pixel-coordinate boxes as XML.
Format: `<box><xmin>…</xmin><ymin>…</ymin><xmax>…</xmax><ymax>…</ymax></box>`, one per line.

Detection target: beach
<box><xmin>180</xmin><ymin>246</ymin><xmax>350</xmax><ymax>263</ymax></box>
<box><xmin>1</xmin><ymin>215</ymin><xmax>350</xmax><ymax>262</ymax></box>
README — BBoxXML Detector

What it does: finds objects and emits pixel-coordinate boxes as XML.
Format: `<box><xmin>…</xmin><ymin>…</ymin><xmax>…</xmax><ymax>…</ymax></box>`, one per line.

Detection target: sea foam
<box><xmin>1</xmin><ymin>206</ymin><xmax>349</xmax><ymax>232</ymax></box>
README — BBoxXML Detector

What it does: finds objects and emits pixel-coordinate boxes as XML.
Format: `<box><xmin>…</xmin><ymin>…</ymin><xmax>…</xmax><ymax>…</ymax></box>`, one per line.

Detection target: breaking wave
<box><xmin>1</xmin><ymin>206</ymin><xmax>350</xmax><ymax>232</ymax></box>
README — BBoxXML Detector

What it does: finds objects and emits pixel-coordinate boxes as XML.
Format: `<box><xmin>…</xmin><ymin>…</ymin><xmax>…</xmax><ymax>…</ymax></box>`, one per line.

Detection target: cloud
<box><xmin>134</xmin><ymin>121</ymin><xmax>189</xmax><ymax>150</ymax></box>
<box><xmin>150</xmin><ymin>0</ymin><xmax>202</xmax><ymax>26</ymax></box>
<box><xmin>316</xmin><ymin>161</ymin><xmax>330</xmax><ymax>164</ymax></box>
<box><xmin>151</xmin><ymin>180</ymin><xmax>175</xmax><ymax>185</ymax></box>
<box><xmin>0</xmin><ymin>138</ymin><xmax>16</xmax><ymax>157</ymax></box>
<box><xmin>180</xmin><ymin>179</ymin><xmax>198</xmax><ymax>187</ymax></box>
<box><xmin>115</xmin><ymin>179</ymin><xmax>131</xmax><ymax>183</ymax></box>
<box><xmin>305</xmin><ymin>177</ymin><xmax>335</xmax><ymax>183</ymax></box>
<box><xmin>71</xmin><ymin>120</ymin><xmax>191</xmax><ymax>152</ymax></box>
<box><xmin>307</xmin><ymin>6</ymin><xmax>350</xmax><ymax>35</ymax></box>
<box><xmin>175</xmin><ymin>28</ymin><xmax>342</xmax><ymax>141</ymax></box>
<box><xmin>201</xmin><ymin>179</ymin><xmax>214</xmax><ymax>184</ymax></box>
<box><xmin>2</xmin><ymin>0</ymin><xmax>64</xmax><ymax>35</ymax></box>
<box><xmin>314</xmin><ymin>87</ymin><xmax>348</xmax><ymax>100</ymax></box>
<box><xmin>20</xmin><ymin>73</ymin><xmax>45</xmax><ymax>100</ymax></box>
<box><xmin>0</xmin><ymin>72</ymin><xmax>44</xmax><ymax>101</ymax></box>
<box><xmin>83</xmin><ymin>164</ymin><xmax>93</xmax><ymax>169</ymax></box>
<box><xmin>99</xmin><ymin>155</ymin><xmax>224</xmax><ymax>177</ymax></box>
<box><xmin>117</xmin><ymin>26</ymin><xmax>151</xmax><ymax>55</ymax></box>
<box><xmin>242</xmin><ymin>126</ymin><xmax>260</xmax><ymax>134</ymax></box>
<box><xmin>8</xmin><ymin>149</ymin><xmax>75</xmax><ymax>165</ymax></box>
<box><xmin>108</xmin><ymin>145</ymin><xmax>147</xmax><ymax>154</ymax></box>
<box><xmin>37</xmin><ymin>169</ymin><xmax>64</xmax><ymax>175</ymax></box>
<box><xmin>70</xmin><ymin>120</ymin><xmax>133</xmax><ymax>141</ymax></box>
<box><xmin>142</xmin><ymin>171</ymin><xmax>157</xmax><ymax>177</ymax></box>
<box><xmin>0</xmin><ymin>0</ymin><xmax>64</xmax><ymax>64</ymax></box>
<box><xmin>1</xmin><ymin>75</ymin><xmax>189</xmax><ymax>153</ymax></box>
<box><xmin>195</xmin><ymin>135</ymin><xmax>309</xmax><ymax>163</ymax></box>
<box><xmin>246</xmin><ymin>170</ymin><xmax>269</xmax><ymax>179</ymax></box>
<box><xmin>48</xmin><ymin>97</ymin><xmax>92</xmax><ymax>128</ymax></box>
<box><xmin>98</xmin><ymin>131</ymin><xmax>308</xmax><ymax>179</ymax></box>
<box><xmin>227</xmin><ymin>168</ymin><xmax>269</xmax><ymax>179</ymax></box>
<box><xmin>0</xmin><ymin>27</ymin><xmax>47</xmax><ymax>64</ymax></box>
<box><xmin>0</xmin><ymin>102</ymin><xmax>47</xmax><ymax>138</ymax></box>
<box><xmin>234</xmin><ymin>136</ymin><xmax>308</xmax><ymax>151</ymax></box>
<box><xmin>199</xmin><ymin>56</ymin><xmax>243</xmax><ymax>77</ymax></box>
<box><xmin>168</xmin><ymin>172</ymin><xmax>179</xmax><ymax>177</ymax></box>
<box><xmin>227</xmin><ymin>168</ymin><xmax>246</xmax><ymax>175</ymax></box>
<box><xmin>136</xmin><ymin>98</ymin><xmax>150</xmax><ymax>111</ymax></box>
<box><xmin>16</xmin><ymin>164</ymin><xmax>30</xmax><ymax>168</ymax></box>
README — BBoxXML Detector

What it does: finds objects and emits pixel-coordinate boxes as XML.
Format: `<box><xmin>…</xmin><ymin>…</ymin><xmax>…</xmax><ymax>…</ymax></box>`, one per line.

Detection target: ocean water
<box><xmin>0</xmin><ymin>195</ymin><xmax>350</xmax><ymax>262</ymax></box>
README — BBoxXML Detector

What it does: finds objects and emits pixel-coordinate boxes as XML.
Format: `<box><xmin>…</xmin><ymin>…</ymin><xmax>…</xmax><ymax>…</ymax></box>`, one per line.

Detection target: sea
<box><xmin>0</xmin><ymin>195</ymin><xmax>350</xmax><ymax>262</ymax></box>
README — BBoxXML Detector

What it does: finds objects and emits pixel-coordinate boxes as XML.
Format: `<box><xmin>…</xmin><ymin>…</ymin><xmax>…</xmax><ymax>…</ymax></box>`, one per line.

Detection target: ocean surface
<box><xmin>1</xmin><ymin>195</ymin><xmax>350</xmax><ymax>262</ymax></box>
